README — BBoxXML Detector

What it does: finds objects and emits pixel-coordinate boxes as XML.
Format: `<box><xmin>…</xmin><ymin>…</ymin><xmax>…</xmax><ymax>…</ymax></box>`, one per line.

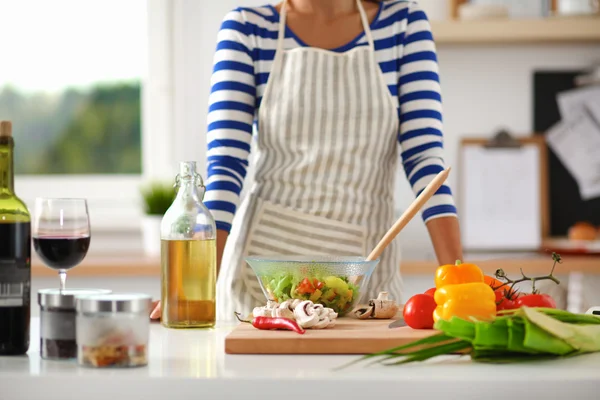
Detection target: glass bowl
<box><xmin>245</xmin><ymin>255</ymin><xmax>379</xmax><ymax>316</ymax></box>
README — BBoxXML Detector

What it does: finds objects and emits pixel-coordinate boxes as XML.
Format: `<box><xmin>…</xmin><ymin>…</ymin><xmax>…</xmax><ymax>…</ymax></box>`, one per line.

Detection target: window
<box><xmin>0</xmin><ymin>0</ymin><xmax>151</xmax><ymax>231</ymax></box>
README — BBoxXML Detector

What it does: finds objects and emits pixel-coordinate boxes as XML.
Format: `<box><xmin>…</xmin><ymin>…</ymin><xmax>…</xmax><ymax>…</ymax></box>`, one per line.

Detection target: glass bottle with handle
<box><xmin>160</xmin><ymin>161</ymin><xmax>217</xmax><ymax>328</ymax></box>
<box><xmin>0</xmin><ymin>121</ymin><xmax>31</xmax><ymax>355</ymax></box>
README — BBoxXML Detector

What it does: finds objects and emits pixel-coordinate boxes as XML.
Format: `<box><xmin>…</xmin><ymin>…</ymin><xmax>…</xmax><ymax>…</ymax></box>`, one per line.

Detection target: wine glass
<box><xmin>33</xmin><ymin>198</ymin><xmax>91</xmax><ymax>291</ymax></box>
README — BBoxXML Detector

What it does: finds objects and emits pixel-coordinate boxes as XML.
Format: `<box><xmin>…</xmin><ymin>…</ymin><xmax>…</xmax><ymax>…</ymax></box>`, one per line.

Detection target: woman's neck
<box><xmin>287</xmin><ymin>0</ymin><xmax>358</xmax><ymax>19</ymax></box>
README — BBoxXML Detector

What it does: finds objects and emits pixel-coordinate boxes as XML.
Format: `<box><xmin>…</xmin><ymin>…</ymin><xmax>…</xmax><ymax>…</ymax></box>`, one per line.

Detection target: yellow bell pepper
<box><xmin>433</xmin><ymin>282</ymin><xmax>496</xmax><ymax>322</ymax></box>
<box><xmin>434</xmin><ymin>260</ymin><xmax>484</xmax><ymax>288</ymax></box>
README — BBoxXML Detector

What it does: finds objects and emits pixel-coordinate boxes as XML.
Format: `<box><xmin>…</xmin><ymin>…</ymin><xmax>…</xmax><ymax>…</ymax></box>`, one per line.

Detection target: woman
<box><xmin>151</xmin><ymin>0</ymin><xmax>462</xmax><ymax>321</ymax></box>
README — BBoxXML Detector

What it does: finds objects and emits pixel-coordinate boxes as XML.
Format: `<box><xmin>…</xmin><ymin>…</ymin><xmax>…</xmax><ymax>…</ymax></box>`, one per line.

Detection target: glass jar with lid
<box><xmin>75</xmin><ymin>293</ymin><xmax>152</xmax><ymax>368</ymax></box>
<box><xmin>38</xmin><ymin>288</ymin><xmax>111</xmax><ymax>360</ymax></box>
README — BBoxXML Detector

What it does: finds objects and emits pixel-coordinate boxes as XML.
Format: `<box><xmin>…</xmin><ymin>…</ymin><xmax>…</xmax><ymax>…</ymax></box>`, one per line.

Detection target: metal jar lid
<box><xmin>38</xmin><ymin>289</ymin><xmax>112</xmax><ymax>310</ymax></box>
<box><xmin>76</xmin><ymin>293</ymin><xmax>152</xmax><ymax>314</ymax></box>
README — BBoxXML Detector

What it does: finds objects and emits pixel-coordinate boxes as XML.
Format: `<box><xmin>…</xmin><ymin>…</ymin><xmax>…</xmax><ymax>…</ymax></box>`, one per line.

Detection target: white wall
<box><xmin>398</xmin><ymin>43</ymin><xmax>600</xmax><ymax>260</ymax></box>
<box><xmin>172</xmin><ymin>0</ymin><xmax>600</xmax><ymax>260</ymax></box>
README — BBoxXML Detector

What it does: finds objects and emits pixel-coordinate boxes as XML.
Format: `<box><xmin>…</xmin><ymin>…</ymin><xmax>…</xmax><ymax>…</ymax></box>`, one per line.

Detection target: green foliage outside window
<box><xmin>0</xmin><ymin>81</ymin><xmax>142</xmax><ymax>175</ymax></box>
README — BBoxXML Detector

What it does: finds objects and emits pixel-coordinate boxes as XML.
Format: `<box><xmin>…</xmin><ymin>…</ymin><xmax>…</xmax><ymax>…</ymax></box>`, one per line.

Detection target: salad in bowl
<box><xmin>245</xmin><ymin>255</ymin><xmax>379</xmax><ymax>315</ymax></box>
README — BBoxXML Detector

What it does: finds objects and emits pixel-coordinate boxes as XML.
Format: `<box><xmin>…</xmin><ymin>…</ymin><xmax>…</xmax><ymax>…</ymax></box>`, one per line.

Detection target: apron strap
<box><xmin>277</xmin><ymin>0</ymin><xmax>288</xmax><ymax>54</ymax></box>
<box><xmin>356</xmin><ymin>0</ymin><xmax>375</xmax><ymax>50</ymax></box>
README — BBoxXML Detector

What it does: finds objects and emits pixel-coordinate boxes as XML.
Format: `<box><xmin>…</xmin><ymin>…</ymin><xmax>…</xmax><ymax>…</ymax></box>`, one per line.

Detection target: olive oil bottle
<box><xmin>160</xmin><ymin>161</ymin><xmax>216</xmax><ymax>328</ymax></box>
<box><xmin>0</xmin><ymin>121</ymin><xmax>31</xmax><ymax>355</ymax></box>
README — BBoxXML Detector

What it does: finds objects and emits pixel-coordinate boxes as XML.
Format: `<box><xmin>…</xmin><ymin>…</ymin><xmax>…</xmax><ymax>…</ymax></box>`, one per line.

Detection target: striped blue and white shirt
<box><xmin>205</xmin><ymin>0</ymin><xmax>457</xmax><ymax>233</ymax></box>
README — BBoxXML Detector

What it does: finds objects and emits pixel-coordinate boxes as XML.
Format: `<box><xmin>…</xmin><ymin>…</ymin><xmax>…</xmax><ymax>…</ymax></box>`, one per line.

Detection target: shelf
<box><xmin>431</xmin><ymin>16</ymin><xmax>600</xmax><ymax>44</ymax></box>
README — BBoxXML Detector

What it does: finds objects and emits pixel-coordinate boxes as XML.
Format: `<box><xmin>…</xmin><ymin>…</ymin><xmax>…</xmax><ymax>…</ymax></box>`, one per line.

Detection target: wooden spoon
<box><xmin>366</xmin><ymin>167</ymin><xmax>451</xmax><ymax>261</ymax></box>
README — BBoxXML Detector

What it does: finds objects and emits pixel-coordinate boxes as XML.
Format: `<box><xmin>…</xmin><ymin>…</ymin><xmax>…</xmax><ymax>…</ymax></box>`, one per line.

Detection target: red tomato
<box><xmin>493</xmin><ymin>288</ymin><xmax>520</xmax><ymax>311</ymax></box>
<box><xmin>514</xmin><ymin>293</ymin><xmax>556</xmax><ymax>309</ymax></box>
<box><xmin>495</xmin><ymin>290</ymin><xmax>518</xmax><ymax>311</ymax></box>
<box><xmin>297</xmin><ymin>278</ymin><xmax>315</xmax><ymax>294</ymax></box>
<box><xmin>403</xmin><ymin>294</ymin><xmax>436</xmax><ymax>329</ymax></box>
<box><xmin>312</xmin><ymin>279</ymin><xmax>324</xmax><ymax>290</ymax></box>
<box><xmin>424</xmin><ymin>287</ymin><xmax>436</xmax><ymax>297</ymax></box>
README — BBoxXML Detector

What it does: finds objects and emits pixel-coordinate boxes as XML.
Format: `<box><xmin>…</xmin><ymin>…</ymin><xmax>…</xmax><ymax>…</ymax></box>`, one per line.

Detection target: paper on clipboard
<box><xmin>557</xmin><ymin>85</ymin><xmax>600</xmax><ymax>120</ymax></box>
<box><xmin>461</xmin><ymin>144</ymin><xmax>542</xmax><ymax>250</ymax></box>
<box><xmin>546</xmin><ymin>95</ymin><xmax>600</xmax><ymax>200</ymax></box>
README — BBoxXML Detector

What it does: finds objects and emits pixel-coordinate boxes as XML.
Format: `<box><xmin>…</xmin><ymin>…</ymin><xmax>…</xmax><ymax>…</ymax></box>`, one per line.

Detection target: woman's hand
<box><xmin>150</xmin><ymin>300</ymin><xmax>161</xmax><ymax>320</ymax></box>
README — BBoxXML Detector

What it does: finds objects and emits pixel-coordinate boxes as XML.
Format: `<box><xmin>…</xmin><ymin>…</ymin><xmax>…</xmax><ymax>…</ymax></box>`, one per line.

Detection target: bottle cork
<box><xmin>0</xmin><ymin>121</ymin><xmax>12</xmax><ymax>138</ymax></box>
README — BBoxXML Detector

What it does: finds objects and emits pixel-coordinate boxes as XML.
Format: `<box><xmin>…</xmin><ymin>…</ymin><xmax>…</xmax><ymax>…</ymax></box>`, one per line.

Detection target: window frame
<box><xmin>13</xmin><ymin>0</ymin><xmax>178</xmax><ymax>233</ymax></box>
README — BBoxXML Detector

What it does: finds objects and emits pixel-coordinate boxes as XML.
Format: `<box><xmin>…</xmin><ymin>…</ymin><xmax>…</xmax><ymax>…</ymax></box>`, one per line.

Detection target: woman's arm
<box><xmin>204</xmin><ymin>9</ymin><xmax>257</xmax><ymax>271</ymax></box>
<box><xmin>397</xmin><ymin>2</ymin><xmax>463</xmax><ymax>264</ymax></box>
<box><xmin>426</xmin><ymin>217</ymin><xmax>463</xmax><ymax>265</ymax></box>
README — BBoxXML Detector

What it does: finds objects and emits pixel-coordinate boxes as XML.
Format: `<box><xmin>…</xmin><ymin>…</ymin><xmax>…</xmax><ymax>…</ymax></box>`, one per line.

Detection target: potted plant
<box><xmin>139</xmin><ymin>181</ymin><xmax>175</xmax><ymax>256</ymax></box>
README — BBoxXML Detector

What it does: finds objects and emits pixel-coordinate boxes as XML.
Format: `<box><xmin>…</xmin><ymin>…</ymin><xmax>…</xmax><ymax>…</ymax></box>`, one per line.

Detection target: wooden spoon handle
<box><xmin>366</xmin><ymin>167</ymin><xmax>451</xmax><ymax>261</ymax></box>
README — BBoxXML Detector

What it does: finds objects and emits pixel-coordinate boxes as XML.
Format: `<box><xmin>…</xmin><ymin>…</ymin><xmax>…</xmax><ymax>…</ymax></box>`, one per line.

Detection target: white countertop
<box><xmin>1</xmin><ymin>318</ymin><xmax>599</xmax><ymax>400</ymax></box>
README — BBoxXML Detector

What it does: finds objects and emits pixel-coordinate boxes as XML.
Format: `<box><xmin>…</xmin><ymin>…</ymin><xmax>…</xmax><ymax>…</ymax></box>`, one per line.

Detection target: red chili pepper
<box><xmin>234</xmin><ymin>312</ymin><xmax>305</xmax><ymax>334</ymax></box>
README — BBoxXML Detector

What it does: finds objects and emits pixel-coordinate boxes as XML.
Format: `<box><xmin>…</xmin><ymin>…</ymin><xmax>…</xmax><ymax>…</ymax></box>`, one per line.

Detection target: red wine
<box><xmin>0</xmin><ymin>222</ymin><xmax>31</xmax><ymax>355</ymax></box>
<box><xmin>33</xmin><ymin>236</ymin><xmax>91</xmax><ymax>270</ymax></box>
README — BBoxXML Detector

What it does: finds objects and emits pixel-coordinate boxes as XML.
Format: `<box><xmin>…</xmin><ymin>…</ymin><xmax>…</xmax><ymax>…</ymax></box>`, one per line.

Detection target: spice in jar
<box><xmin>38</xmin><ymin>288</ymin><xmax>111</xmax><ymax>360</ymax></box>
<box><xmin>76</xmin><ymin>293</ymin><xmax>152</xmax><ymax>368</ymax></box>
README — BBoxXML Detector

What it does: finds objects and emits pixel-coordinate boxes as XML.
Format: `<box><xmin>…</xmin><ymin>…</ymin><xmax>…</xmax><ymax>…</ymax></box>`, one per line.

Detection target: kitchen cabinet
<box><xmin>0</xmin><ymin>318</ymin><xmax>598</xmax><ymax>400</ymax></box>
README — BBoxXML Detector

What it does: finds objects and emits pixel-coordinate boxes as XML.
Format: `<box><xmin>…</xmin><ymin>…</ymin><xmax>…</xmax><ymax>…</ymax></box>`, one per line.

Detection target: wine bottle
<box><xmin>0</xmin><ymin>121</ymin><xmax>31</xmax><ymax>355</ymax></box>
<box><xmin>160</xmin><ymin>161</ymin><xmax>216</xmax><ymax>328</ymax></box>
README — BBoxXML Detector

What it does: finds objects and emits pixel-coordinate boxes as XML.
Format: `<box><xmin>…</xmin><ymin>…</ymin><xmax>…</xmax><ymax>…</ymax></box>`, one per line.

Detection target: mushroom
<box><xmin>353</xmin><ymin>304</ymin><xmax>374</xmax><ymax>319</ymax></box>
<box><xmin>252</xmin><ymin>300</ymin><xmax>279</xmax><ymax>317</ymax></box>
<box><xmin>290</xmin><ymin>299</ymin><xmax>303</xmax><ymax>309</ymax></box>
<box><xmin>370</xmin><ymin>292</ymin><xmax>399</xmax><ymax>319</ymax></box>
<box><xmin>272</xmin><ymin>302</ymin><xmax>295</xmax><ymax>320</ymax></box>
<box><xmin>293</xmin><ymin>300</ymin><xmax>320</xmax><ymax>328</ymax></box>
<box><xmin>313</xmin><ymin>307</ymin><xmax>337</xmax><ymax>329</ymax></box>
<box><xmin>255</xmin><ymin>299</ymin><xmax>338</xmax><ymax>329</ymax></box>
<box><xmin>352</xmin><ymin>292</ymin><xmax>399</xmax><ymax>320</ymax></box>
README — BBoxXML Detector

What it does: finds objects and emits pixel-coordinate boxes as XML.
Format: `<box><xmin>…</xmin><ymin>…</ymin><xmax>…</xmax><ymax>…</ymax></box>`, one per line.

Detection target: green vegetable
<box><xmin>262</xmin><ymin>273</ymin><xmax>359</xmax><ymax>315</ymax></box>
<box><xmin>337</xmin><ymin>307</ymin><xmax>600</xmax><ymax>368</ymax></box>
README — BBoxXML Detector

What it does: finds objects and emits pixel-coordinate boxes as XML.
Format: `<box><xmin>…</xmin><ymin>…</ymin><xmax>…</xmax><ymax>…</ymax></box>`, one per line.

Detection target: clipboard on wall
<box><xmin>459</xmin><ymin>130</ymin><xmax>549</xmax><ymax>251</ymax></box>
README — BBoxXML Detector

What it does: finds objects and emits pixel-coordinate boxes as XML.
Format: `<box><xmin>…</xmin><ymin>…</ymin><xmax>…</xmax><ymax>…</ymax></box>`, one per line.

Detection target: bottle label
<box><xmin>0</xmin><ymin>221</ymin><xmax>31</xmax><ymax>307</ymax></box>
<box><xmin>0</xmin><ymin>282</ymin><xmax>26</xmax><ymax>307</ymax></box>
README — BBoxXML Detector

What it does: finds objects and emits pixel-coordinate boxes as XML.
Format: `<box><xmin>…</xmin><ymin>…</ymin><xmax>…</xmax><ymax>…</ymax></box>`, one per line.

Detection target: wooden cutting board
<box><xmin>224</xmin><ymin>317</ymin><xmax>439</xmax><ymax>355</ymax></box>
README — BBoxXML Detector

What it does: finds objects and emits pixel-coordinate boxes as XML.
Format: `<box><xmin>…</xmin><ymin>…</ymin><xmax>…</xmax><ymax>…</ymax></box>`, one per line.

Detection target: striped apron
<box><xmin>216</xmin><ymin>0</ymin><xmax>403</xmax><ymax>321</ymax></box>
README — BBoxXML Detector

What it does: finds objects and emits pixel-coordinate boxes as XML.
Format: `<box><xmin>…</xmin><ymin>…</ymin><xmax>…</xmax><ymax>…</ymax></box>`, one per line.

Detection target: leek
<box><xmin>338</xmin><ymin>307</ymin><xmax>600</xmax><ymax>368</ymax></box>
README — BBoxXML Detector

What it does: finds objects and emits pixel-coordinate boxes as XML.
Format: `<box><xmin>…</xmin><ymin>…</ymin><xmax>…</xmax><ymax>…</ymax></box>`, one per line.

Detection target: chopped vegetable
<box><xmin>434</xmin><ymin>260</ymin><xmax>484</xmax><ymax>288</ymax></box>
<box><xmin>234</xmin><ymin>312</ymin><xmax>305</xmax><ymax>334</ymax></box>
<box><xmin>433</xmin><ymin>282</ymin><xmax>496</xmax><ymax>323</ymax></box>
<box><xmin>261</xmin><ymin>272</ymin><xmax>359</xmax><ymax>314</ymax></box>
<box><xmin>338</xmin><ymin>307</ymin><xmax>600</xmax><ymax>368</ymax></box>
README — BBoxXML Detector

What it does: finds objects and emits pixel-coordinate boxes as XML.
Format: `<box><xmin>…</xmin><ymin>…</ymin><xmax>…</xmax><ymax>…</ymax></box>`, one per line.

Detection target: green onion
<box><xmin>337</xmin><ymin>307</ymin><xmax>600</xmax><ymax>368</ymax></box>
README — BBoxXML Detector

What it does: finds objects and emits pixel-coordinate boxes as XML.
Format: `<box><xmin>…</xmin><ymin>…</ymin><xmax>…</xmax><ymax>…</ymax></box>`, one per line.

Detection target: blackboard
<box><xmin>533</xmin><ymin>70</ymin><xmax>600</xmax><ymax>236</ymax></box>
